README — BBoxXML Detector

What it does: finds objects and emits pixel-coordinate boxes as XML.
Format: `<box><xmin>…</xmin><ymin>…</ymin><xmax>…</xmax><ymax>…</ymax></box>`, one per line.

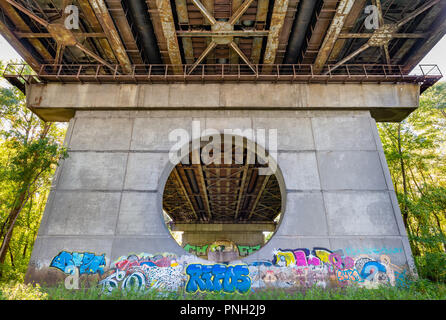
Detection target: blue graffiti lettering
<box><xmin>50</xmin><ymin>251</ymin><xmax>106</xmax><ymax>275</ymax></box>
<box><xmin>185</xmin><ymin>264</ymin><xmax>251</xmax><ymax>294</ymax></box>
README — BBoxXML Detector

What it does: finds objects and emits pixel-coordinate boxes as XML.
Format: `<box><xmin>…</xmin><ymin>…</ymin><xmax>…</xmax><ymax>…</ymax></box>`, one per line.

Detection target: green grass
<box><xmin>1</xmin><ymin>279</ymin><xmax>446</xmax><ymax>300</ymax></box>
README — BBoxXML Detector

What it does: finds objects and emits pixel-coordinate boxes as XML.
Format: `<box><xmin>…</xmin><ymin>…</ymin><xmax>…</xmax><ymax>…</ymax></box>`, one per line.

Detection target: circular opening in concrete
<box><xmin>162</xmin><ymin>134</ymin><xmax>284</xmax><ymax>262</ymax></box>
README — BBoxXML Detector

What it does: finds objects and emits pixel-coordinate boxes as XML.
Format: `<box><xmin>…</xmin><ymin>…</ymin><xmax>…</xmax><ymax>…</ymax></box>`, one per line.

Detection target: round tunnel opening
<box><xmin>162</xmin><ymin>134</ymin><xmax>284</xmax><ymax>262</ymax></box>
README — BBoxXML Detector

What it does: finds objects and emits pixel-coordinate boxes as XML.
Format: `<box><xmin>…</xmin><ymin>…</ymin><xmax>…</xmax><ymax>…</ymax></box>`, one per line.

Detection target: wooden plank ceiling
<box><xmin>0</xmin><ymin>0</ymin><xmax>445</xmax><ymax>75</ymax></box>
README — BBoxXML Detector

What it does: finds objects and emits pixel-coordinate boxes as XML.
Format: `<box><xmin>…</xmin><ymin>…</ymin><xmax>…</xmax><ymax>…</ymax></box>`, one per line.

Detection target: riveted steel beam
<box><xmin>313</xmin><ymin>0</ymin><xmax>356</xmax><ymax>74</ymax></box>
<box><xmin>328</xmin><ymin>0</ymin><xmax>366</xmax><ymax>62</ymax></box>
<box><xmin>263</xmin><ymin>0</ymin><xmax>289</xmax><ymax>65</ymax></box>
<box><xmin>175</xmin><ymin>0</ymin><xmax>194</xmax><ymax>64</ymax></box>
<box><xmin>229</xmin><ymin>0</ymin><xmax>255</xmax><ymax>25</ymax></box>
<box><xmin>155</xmin><ymin>0</ymin><xmax>183</xmax><ymax>73</ymax></box>
<box><xmin>177</xmin><ymin>30</ymin><xmax>269</xmax><ymax>37</ymax></box>
<box><xmin>191</xmin><ymin>0</ymin><xmax>216</xmax><ymax>25</ymax></box>
<box><xmin>88</xmin><ymin>0</ymin><xmax>132</xmax><ymax>73</ymax></box>
<box><xmin>251</xmin><ymin>0</ymin><xmax>269</xmax><ymax>64</ymax></box>
<box><xmin>77</xmin><ymin>0</ymin><xmax>116</xmax><ymax>63</ymax></box>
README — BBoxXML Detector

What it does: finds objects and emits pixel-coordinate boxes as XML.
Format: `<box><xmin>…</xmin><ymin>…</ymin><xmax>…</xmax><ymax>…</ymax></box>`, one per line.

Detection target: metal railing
<box><xmin>3</xmin><ymin>63</ymin><xmax>442</xmax><ymax>89</ymax></box>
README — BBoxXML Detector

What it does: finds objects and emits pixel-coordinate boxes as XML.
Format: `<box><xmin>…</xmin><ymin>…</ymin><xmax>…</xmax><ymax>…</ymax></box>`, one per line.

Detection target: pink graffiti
<box><xmin>329</xmin><ymin>253</ymin><xmax>355</xmax><ymax>270</ymax></box>
<box><xmin>294</xmin><ymin>250</ymin><xmax>308</xmax><ymax>267</ymax></box>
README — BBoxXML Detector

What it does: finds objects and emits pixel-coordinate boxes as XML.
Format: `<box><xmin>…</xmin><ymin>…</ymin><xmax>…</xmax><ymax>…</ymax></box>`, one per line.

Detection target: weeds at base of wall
<box><xmin>1</xmin><ymin>279</ymin><xmax>446</xmax><ymax>300</ymax></box>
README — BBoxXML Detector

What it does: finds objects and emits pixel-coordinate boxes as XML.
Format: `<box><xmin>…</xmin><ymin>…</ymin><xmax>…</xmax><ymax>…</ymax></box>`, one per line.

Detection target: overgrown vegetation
<box><xmin>0</xmin><ymin>62</ymin><xmax>67</xmax><ymax>281</ymax></box>
<box><xmin>1</xmin><ymin>279</ymin><xmax>445</xmax><ymax>300</ymax></box>
<box><xmin>378</xmin><ymin>82</ymin><xmax>446</xmax><ymax>283</ymax></box>
<box><xmin>0</xmin><ymin>59</ymin><xmax>444</xmax><ymax>299</ymax></box>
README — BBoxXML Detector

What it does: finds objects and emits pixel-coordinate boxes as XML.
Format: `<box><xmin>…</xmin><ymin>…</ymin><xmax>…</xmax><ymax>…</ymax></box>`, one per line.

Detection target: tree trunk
<box><xmin>0</xmin><ymin>190</ymin><xmax>27</xmax><ymax>269</ymax></box>
<box><xmin>397</xmin><ymin>123</ymin><xmax>409</xmax><ymax>228</ymax></box>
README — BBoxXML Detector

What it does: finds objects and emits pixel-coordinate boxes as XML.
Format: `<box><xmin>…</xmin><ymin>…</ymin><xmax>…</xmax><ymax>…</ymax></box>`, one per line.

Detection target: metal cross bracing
<box><xmin>0</xmin><ymin>0</ymin><xmax>445</xmax><ymax>89</ymax></box>
<box><xmin>162</xmin><ymin>140</ymin><xmax>282</xmax><ymax>224</ymax></box>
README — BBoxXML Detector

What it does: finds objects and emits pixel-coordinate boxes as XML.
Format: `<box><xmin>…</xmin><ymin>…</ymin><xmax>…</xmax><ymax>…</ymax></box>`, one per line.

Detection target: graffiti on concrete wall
<box><xmin>50</xmin><ymin>251</ymin><xmax>106</xmax><ymax>275</ymax></box>
<box><xmin>182</xmin><ymin>243</ymin><xmax>261</xmax><ymax>257</ymax></box>
<box><xmin>183</xmin><ymin>244</ymin><xmax>209</xmax><ymax>256</ymax></box>
<box><xmin>238</xmin><ymin>245</ymin><xmax>261</xmax><ymax>257</ymax></box>
<box><xmin>49</xmin><ymin>245</ymin><xmax>410</xmax><ymax>293</ymax></box>
<box><xmin>99</xmin><ymin>253</ymin><xmax>186</xmax><ymax>294</ymax></box>
<box><xmin>185</xmin><ymin>264</ymin><xmax>251</xmax><ymax>294</ymax></box>
<box><xmin>248</xmin><ymin>247</ymin><xmax>409</xmax><ymax>289</ymax></box>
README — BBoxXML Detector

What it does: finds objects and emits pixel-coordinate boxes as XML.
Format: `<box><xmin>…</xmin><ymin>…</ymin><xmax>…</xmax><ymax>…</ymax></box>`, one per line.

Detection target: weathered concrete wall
<box><xmin>26</xmin><ymin>105</ymin><xmax>416</xmax><ymax>290</ymax></box>
<box><xmin>26</xmin><ymin>83</ymin><xmax>419</xmax><ymax>122</ymax></box>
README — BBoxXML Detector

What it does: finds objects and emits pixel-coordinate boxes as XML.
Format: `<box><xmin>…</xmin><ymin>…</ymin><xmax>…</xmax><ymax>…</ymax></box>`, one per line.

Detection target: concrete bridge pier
<box><xmin>25</xmin><ymin>82</ymin><xmax>419</xmax><ymax>288</ymax></box>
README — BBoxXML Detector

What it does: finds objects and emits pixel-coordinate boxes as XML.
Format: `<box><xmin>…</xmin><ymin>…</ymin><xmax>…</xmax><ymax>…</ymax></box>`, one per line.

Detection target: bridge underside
<box><xmin>1</xmin><ymin>0</ymin><xmax>445</xmax><ymax>89</ymax></box>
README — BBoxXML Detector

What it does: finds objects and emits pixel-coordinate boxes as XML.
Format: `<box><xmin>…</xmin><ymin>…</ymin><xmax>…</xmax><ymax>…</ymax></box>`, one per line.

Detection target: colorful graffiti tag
<box><xmin>185</xmin><ymin>264</ymin><xmax>251</xmax><ymax>294</ymax></box>
<box><xmin>183</xmin><ymin>244</ymin><xmax>209</xmax><ymax>256</ymax></box>
<box><xmin>248</xmin><ymin>247</ymin><xmax>408</xmax><ymax>289</ymax></box>
<box><xmin>238</xmin><ymin>245</ymin><xmax>261</xmax><ymax>257</ymax></box>
<box><xmin>50</xmin><ymin>251</ymin><xmax>106</xmax><ymax>275</ymax></box>
<box><xmin>99</xmin><ymin>253</ymin><xmax>185</xmax><ymax>294</ymax></box>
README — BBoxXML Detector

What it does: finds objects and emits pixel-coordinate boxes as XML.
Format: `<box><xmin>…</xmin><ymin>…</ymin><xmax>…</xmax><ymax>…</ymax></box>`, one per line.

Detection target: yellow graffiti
<box><xmin>275</xmin><ymin>252</ymin><xmax>296</xmax><ymax>267</ymax></box>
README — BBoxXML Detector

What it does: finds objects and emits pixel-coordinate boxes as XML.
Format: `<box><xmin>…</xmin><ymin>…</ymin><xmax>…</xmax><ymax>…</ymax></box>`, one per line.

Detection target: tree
<box><xmin>378</xmin><ymin>82</ymin><xmax>446</xmax><ymax>282</ymax></box>
<box><xmin>0</xmin><ymin>61</ymin><xmax>67</xmax><ymax>280</ymax></box>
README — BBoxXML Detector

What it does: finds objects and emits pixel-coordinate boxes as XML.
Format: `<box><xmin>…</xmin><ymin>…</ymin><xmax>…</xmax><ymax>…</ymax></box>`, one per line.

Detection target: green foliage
<box><xmin>0</xmin><ymin>282</ymin><xmax>47</xmax><ymax>300</ymax></box>
<box><xmin>378</xmin><ymin>82</ymin><xmax>446</xmax><ymax>283</ymax></box>
<box><xmin>0</xmin><ymin>279</ymin><xmax>444</xmax><ymax>300</ymax></box>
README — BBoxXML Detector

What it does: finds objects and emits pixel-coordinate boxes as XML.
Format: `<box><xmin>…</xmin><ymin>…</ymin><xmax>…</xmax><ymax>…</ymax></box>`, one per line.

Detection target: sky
<box><xmin>0</xmin><ymin>34</ymin><xmax>445</xmax><ymax>75</ymax></box>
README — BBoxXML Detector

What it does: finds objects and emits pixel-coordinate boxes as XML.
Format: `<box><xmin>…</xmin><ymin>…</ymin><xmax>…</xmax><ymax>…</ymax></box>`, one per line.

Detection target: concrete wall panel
<box><xmin>58</xmin><ymin>152</ymin><xmax>127</xmax><ymax>190</ymax></box>
<box><xmin>324</xmin><ymin>192</ymin><xmax>399</xmax><ymax>236</ymax></box>
<box><xmin>46</xmin><ymin>191</ymin><xmax>121</xmax><ymax>236</ymax></box>
<box><xmin>124</xmin><ymin>153</ymin><xmax>169</xmax><ymax>191</ymax></box>
<box><xmin>312</xmin><ymin>116</ymin><xmax>376</xmax><ymax>151</ymax></box>
<box><xmin>317</xmin><ymin>151</ymin><xmax>387</xmax><ymax>190</ymax></box>
<box><xmin>70</xmin><ymin>117</ymin><xmax>133</xmax><ymax>151</ymax></box>
<box><xmin>116</xmin><ymin>192</ymin><xmax>166</xmax><ymax>236</ymax></box>
<box><xmin>278</xmin><ymin>152</ymin><xmax>321</xmax><ymax>190</ymax></box>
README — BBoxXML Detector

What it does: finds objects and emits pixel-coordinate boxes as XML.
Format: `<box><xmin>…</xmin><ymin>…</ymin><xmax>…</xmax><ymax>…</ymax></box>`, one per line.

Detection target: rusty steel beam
<box><xmin>251</xmin><ymin>0</ymin><xmax>269</xmax><ymax>64</ymax></box>
<box><xmin>14</xmin><ymin>32</ymin><xmax>106</xmax><ymax>38</ymax></box>
<box><xmin>1</xmin><ymin>1</ymin><xmax>53</xmax><ymax>62</ymax></box>
<box><xmin>229</xmin><ymin>0</ymin><xmax>255</xmax><ymax>25</ymax></box>
<box><xmin>5</xmin><ymin>0</ymin><xmax>48</xmax><ymax>26</ymax></box>
<box><xmin>155</xmin><ymin>0</ymin><xmax>183</xmax><ymax>73</ymax></box>
<box><xmin>313</xmin><ymin>0</ymin><xmax>356</xmax><ymax>74</ymax></box>
<box><xmin>229</xmin><ymin>41</ymin><xmax>256</xmax><ymax>73</ymax></box>
<box><xmin>230</xmin><ymin>0</ymin><xmax>243</xmax><ymax>64</ymax></box>
<box><xmin>188</xmin><ymin>40</ymin><xmax>217</xmax><ymax>74</ymax></box>
<box><xmin>338</xmin><ymin>33</ymin><xmax>427</xmax><ymax>39</ymax></box>
<box><xmin>396</xmin><ymin>0</ymin><xmax>441</xmax><ymax>29</ymax></box>
<box><xmin>0</xmin><ymin>16</ymin><xmax>40</xmax><ymax>70</ymax></box>
<box><xmin>231</xmin><ymin>0</ymin><xmax>243</xmax><ymax>24</ymax></box>
<box><xmin>248</xmin><ymin>174</ymin><xmax>270</xmax><ymax>220</ymax></box>
<box><xmin>175</xmin><ymin>0</ymin><xmax>194</xmax><ymax>64</ymax></box>
<box><xmin>88</xmin><ymin>0</ymin><xmax>132</xmax><ymax>73</ymax></box>
<box><xmin>172</xmin><ymin>168</ymin><xmax>199</xmax><ymax>220</ymax></box>
<box><xmin>105</xmin><ymin>0</ymin><xmax>145</xmax><ymax>65</ymax></box>
<box><xmin>328</xmin><ymin>0</ymin><xmax>367</xmax><ymax>62</ymax></box>
<box><xmin>324</xmin><ymin>43</ymin><xmax>370</xmax><ymax>74</ymax></box>
<box><xmin>77</xmin><ymin>0</ymin><xmax>116</xmax><ymax>63</ymax></box>
<box><xmin>262</xmin><ymin>0</ymin><xmax>289</xmax><ymax>65</ymax></box>
<box><xmin>191</xmin><ymin>0</ymin><xmax>216</xmax><ymax>25</ymax></box>
<box><xmin>177</xmin><ymin>30</ymin><xmax>269</xmax><ymax>37</ymax></box>
<box><xmin>234</xmin><ymin>151</ymin><xmax>252</xmax><ymax>220</ymax></box>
